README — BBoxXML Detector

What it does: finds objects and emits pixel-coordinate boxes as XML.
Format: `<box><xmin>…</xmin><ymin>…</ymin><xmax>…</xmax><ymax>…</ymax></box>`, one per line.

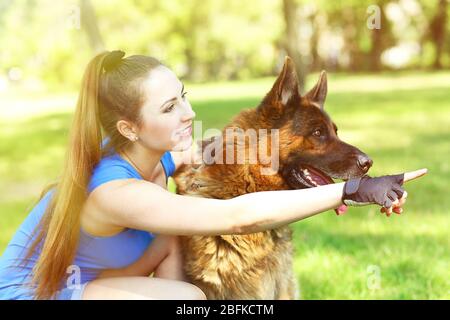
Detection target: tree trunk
<box><xmin>282</xmin><ymin>0</ymin><xmax>307</xmax><ymax>93</ymax></box>
<box><xmin>430</xmin><ymin>0</ymin><xmax>447</xmax><ymax>69</ymax></box>
<box><xmin>80</xmin><ymin>0</ymin><xmax>105</xmax><ymax>53</ymax></box>
<box><xmin>369</xmin><ymin>3</ymin><xmax>385</xmax><ymax>71</ymax></box>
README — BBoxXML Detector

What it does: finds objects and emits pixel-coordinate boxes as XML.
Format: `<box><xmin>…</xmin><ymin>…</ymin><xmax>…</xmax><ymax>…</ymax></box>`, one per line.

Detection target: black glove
<box><xmin>342</xmin><ymin>174</ymin><xmax>405</xmax><ymax>209</ymax></box>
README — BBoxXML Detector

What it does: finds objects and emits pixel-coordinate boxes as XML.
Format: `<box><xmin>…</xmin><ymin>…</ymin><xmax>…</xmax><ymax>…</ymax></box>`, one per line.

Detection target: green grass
<box><xmin>1</xmin><ymin>71</ymin><xmax>449</xmax><ymax>299</ymax></box>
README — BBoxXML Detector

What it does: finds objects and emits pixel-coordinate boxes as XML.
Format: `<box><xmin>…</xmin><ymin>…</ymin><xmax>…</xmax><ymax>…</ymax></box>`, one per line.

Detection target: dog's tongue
<box><xmin>335</xmin><ymin>204</ymin><xmax>348</xmax><ymax>215</ymax></box>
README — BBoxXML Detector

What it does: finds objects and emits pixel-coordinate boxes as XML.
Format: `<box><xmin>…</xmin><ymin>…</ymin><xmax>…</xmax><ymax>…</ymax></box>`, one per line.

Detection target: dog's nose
<box><xmin>357</xmin><ymin>155</ymin><xmax>373</xmax><ymax>173</ymax></box>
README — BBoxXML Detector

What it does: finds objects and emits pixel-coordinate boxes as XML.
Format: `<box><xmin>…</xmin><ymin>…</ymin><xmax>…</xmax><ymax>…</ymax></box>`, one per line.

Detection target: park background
<box><xmin>0</xmin><ymin>0</ymin><xmax>448</xmax><ymax>299</ymax></box>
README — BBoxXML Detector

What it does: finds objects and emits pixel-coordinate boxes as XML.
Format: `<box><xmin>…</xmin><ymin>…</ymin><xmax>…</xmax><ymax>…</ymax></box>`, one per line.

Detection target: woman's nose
<box><xmin>181</xmin><ymin>104</ymin><xmax>196</xmax><ymax>121</ymax></box>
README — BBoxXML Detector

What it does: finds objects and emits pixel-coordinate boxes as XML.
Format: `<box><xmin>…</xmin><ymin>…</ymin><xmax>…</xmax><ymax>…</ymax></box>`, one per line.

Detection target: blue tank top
<box><xmin>0</xmin><ymin>149</ymin><xmax>176</xmax><ymax>299</ymax></box>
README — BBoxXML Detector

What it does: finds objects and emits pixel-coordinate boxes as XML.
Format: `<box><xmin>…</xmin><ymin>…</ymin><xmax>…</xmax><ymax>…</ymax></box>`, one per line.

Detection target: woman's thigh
<box><xmin>82</xmin><ymin>276</ymin><xmax>207</xmax><ymax>300</ymax></box>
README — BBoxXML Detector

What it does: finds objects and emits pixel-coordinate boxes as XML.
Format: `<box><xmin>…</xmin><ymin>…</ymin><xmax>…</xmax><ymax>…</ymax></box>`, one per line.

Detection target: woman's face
<box><xmin>136</xmin><ymin>65</ymin><xmax>196</xmax><ymax>152</ymax></box>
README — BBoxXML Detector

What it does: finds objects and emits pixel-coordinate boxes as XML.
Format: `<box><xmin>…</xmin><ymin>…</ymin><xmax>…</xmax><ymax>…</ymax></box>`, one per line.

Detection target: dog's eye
<box><xmin>312</xmin><ymin>129</ymin><xmax>322</xmax><ymax>137</ymax></box>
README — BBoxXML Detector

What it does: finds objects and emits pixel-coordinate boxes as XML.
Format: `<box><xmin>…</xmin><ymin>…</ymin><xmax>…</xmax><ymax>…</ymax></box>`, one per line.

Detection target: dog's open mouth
<box><xmin>288</xmin><ymin>165</ymin><xmax>348</xmax><ymax>215</ymax></box>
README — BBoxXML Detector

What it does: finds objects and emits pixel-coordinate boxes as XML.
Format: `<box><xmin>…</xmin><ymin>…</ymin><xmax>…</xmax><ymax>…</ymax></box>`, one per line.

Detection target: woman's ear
<box><xmin>116</xmin><ymin>119</ymin><xmax>138</xmax><ymax>141</ymax></box>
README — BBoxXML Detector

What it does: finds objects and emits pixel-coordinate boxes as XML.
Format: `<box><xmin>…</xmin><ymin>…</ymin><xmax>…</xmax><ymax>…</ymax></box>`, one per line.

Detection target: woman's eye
<box><xmin>313</xmin><ymin>129</ymin><xmax>322</xmax><ymax>137</ymax></box>
<box><xmin>165</xmin><ymin>104</ymin><xmax>175</xmax><ymax>112</ymax></box>
<box><xmin>164</xmin><ymin>92</ymin><xmax>187</xmax><ymax>113</ymax></box>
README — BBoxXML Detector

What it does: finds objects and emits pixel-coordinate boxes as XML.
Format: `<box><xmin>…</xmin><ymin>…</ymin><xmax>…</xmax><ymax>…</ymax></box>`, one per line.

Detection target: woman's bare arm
<box><xmin>230</xmin><ymin>168</ymin><xmax>427</xmax><ymax>234</ymax></box>
<box><xmin>229</xmin><ymin>182</ymin><xmax>347</xmax><ymax>234</ymax></box>
<box><xmin>89</xmin><ymin>178</ymin><xmax>347</xmax><ymax>236</ymax></box>
<box><xmin>90</xmin><ymin>168</ymin><xmax>426</xmax><ymax>236</ymax></box>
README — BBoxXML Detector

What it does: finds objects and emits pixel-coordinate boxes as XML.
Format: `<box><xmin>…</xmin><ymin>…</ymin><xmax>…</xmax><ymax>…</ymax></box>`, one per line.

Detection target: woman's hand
<box><xmin>342</xmin><ymin>168</ymin><xmax>428</xmax><ymax>217</ymax></box>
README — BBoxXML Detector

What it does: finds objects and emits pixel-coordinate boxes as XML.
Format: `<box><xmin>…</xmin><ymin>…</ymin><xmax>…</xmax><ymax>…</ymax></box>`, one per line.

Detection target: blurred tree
<box><xmin>428</xmin><ymin>0</ymin><xmax>448</xmax><ymax>69</ymax></box>
<box><xmin>80</xmin><ymin>0</ymin><xmax>105</xmax><ymax>53</ymax></box>
<box><xmin>129</xmin><ymin>0</ymin><xmax>282</xmax><ymax>82</ymax></box>
<box><xmin>0</xmin><ymin>0</ymin><xmax>448</xmax><ymax>89</ymax></box>
<box><xmin>369</xmin><ymin>0</ymin><xmax>394</xmax><ymax>71</ymax></box>
<box><xmin>282</xmin><ymin>0</ymin><xmax>307</xmax><ymax>91</ymax></box>
<box><xmin>321</xmin><ymin>1</ymin><xmax>366</xmax><ymax>71</ymax></box>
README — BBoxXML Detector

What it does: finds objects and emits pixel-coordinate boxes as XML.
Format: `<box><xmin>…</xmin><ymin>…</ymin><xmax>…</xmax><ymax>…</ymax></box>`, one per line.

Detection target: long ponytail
<box><xmin>24</xmin><ymin>52</ymin><xmax>109</xmax><ymax>299</ymax></box>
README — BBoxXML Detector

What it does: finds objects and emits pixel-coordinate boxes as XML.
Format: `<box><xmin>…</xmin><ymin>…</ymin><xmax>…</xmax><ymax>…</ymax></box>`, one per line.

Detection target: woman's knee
<box><xmin>82</xmin><ymin>276</ymin><xmax>206</xmax><ymax>300</ymax></box>
<box><xmin>156</xmin><ymin>277</ymin><xmax>207</xmax><ymax>300</ymax></box>
<box><xmin>183</xmin><ymin>282</ymin><xmax>207</xmax><ymax>300</ymax></box>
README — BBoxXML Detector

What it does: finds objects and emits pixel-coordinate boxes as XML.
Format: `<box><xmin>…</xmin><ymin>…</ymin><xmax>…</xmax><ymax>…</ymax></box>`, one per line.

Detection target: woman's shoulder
<box><xmin>88</xmin><ymin>153</ymin><xmax>141</xmax><ymax>194</ymax></box>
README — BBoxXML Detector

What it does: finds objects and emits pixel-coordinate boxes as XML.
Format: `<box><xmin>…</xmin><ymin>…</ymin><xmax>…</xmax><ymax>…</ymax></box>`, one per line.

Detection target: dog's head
<box><xmin>257</xmin><ymin>57</ymin><xmax>372</xmax><ymax>197</ymax></box>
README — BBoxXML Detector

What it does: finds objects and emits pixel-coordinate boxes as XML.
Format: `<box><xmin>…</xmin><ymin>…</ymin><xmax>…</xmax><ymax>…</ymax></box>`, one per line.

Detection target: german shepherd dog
<box><xmin>173</xmin><ymin>57</ymin><xmax>373</xmax><ymax>299</ymax></box>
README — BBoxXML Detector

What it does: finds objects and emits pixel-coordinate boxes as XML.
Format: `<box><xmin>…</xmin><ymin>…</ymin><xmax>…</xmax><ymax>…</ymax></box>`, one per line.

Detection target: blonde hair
<box><xmin>23</xmin><ymin>51</ymin><xmax>163</xmax><ymax>299</ymax></box>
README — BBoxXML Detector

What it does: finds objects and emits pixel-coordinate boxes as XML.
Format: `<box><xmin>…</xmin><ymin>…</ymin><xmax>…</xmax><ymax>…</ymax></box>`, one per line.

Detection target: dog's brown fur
<box><xmin>173</xmin><ymin>57</ymin><xmax>371</xmax><ymax>299</ymax></box>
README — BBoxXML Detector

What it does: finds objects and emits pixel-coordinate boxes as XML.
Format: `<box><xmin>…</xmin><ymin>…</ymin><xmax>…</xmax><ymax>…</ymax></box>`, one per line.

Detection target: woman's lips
<box><xmin>178</xmin><ymin>125</ymin><xmax>192</xmax><ymax>137</ymax></box>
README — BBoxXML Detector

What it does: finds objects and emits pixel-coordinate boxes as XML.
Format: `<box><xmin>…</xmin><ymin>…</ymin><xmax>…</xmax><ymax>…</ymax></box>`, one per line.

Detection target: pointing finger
<box><xmin>402</xmin><ymin>168</ymin><xmax>428</xmax><ymax>184</ymax></box>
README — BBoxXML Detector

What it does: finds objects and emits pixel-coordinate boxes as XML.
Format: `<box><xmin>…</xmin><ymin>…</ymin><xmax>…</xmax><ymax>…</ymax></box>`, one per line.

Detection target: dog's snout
<box><xmin>356</xmin><ymin>154</ymin><xmax>373</xmax><ymax>173</ymax></box>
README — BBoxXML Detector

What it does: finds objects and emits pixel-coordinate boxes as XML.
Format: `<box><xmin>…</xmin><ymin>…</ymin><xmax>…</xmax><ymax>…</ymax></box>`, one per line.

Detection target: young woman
<box><xmin>0</xmin><ymin>50</ymin><xmax>427</xmax><ymax>300</ymax></box>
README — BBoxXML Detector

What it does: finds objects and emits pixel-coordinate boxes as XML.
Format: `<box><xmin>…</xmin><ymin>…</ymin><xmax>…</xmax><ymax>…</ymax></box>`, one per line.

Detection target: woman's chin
<box><xmin>172</xmin><ymin>135</ymin><xmax>193</xmax><ymax>151</ymax></box>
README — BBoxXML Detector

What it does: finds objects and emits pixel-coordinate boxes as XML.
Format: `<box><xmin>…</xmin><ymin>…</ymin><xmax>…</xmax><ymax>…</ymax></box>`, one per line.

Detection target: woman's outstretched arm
<box><xmin>89</xmin><ymin>168</ymin><xmax>426</xmax><ymax>236</ymax></box>
<box><xmin>89</xmin><ymin>178</ymin><xmax>346</xmax><ymax>236</ymax></box>
<box><xmin>228</xmin><ymin>182</ymin><xmax>346</xmax><ymax>234</ymax></box>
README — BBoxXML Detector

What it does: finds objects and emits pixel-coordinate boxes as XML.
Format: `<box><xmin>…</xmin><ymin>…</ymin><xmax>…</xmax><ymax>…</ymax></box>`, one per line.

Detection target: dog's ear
<box><xmin>260</xmin><ymin>56</ymin><xmax>301</xmax><ymax>112</ymax></box>
<box><xmin>304</xmin><ymin>70</ymin><xmax>327</xmax><ymax>110</ymax></box>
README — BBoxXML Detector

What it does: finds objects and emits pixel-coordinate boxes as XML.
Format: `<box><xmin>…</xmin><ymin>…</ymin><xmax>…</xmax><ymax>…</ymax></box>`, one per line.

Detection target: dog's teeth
<box><xmin>305</xmin><ymin>174</ymin><xmax>317</xmax><ymax>185</ymax></box>
<box><xmin>301</xmin><ymin>168</ymin><xmax>318</xmax><ymax>186</ymax></box>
